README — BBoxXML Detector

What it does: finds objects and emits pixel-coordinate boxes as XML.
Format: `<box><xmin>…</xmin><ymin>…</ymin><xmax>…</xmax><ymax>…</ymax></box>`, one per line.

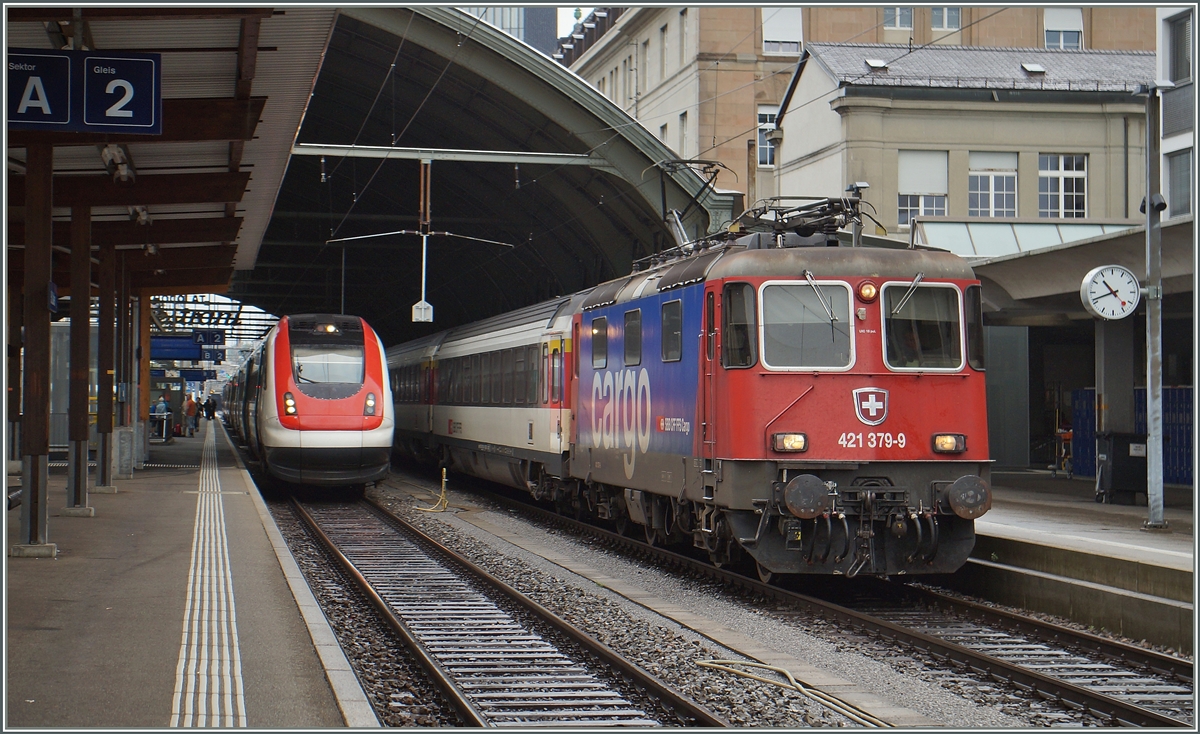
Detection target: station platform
<box><xmin>983</xmin><ymin>470</ymin><xmax>1194</xmax><ymax>572</ymax></box>
<box><xmin>5</xmin><ymin>419</ymin><xmax>375</xmax><ymax>729</ymax></box>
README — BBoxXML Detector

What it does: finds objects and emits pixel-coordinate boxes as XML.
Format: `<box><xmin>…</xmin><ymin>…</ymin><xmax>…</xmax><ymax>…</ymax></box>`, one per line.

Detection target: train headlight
<box><xmin>932</xmin><ymin>433</ymin><xmax>966</xmax><ymax>453</ymax></box>
<box><xmin>856</xmin><ymin>281</ymin><xmax>879</xmax><ymax>303</ymax></box>
<box><xmin>772</xmin><ymin>433</ymin><xmax>808</xmax><ymax>452</ymax></box>
<box><xmin>316</xmin><ymin>323</ymin><xmax>340</xmax><ymax>334</ymax></box>
<box><xmin>364</xmin><ymin>392</ymin><xmax>376</xmax><ymax>416</ymax></box>
<box><xmin>284</xmin><ymin>392</ymin><xmax>297</xmax><ymax>415</ymax></box>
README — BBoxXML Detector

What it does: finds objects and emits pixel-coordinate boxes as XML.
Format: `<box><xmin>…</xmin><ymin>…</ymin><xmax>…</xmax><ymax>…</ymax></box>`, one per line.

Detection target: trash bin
<box><xmin>1095</xmin><ymin>431</ymin><xmax>1148</xmax><ymax>505</ymax></box>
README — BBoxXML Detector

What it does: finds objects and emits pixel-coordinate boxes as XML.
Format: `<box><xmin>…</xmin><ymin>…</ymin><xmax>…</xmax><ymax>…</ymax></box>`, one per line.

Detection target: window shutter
<box><xmin>898</xmin><ymin>150</ymin><xmax>948</xmax><ymax>194</ymax></box>
<box><xmin>969</xmin><ymin>151</ymin><xmax>1018</xmax><ymax>171</ymax></box>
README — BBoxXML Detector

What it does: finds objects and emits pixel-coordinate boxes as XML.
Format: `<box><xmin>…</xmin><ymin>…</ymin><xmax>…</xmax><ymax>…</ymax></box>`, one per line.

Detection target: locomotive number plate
<box><xmin>838</xmin><ymin>432</ymin><xmax>907</xmax><ymax>449</ymax></box>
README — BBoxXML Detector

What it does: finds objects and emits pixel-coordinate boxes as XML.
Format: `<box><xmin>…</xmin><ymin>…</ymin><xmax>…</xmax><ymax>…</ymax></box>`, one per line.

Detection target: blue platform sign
<box><xmin>192</xmin><ymin>329</ymin><xmax>225</xmax><ymax>346</ymax></box>
<box><xmin>83</xmin><ymin>55</ymin><xmax>158</xmax><ymax>130</ymax></box>
<box><xmin>8</xmin><ymin>53</ymin><xmax>71</xmax><ymax>126</ymax></box>
<box><xmin>201</xmin><ymin>349</ymin><xmax>226</xmax><ymax>363</ymax></box>
<box><xmin>8</xmin><ymin>48</ymin><xmax>161</xmax><ymax>134</ymax></box>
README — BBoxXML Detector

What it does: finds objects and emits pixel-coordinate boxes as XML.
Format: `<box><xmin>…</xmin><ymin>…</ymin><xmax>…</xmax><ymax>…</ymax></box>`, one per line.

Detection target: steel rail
<box><xmin>463</xmin><ymin>484</ymin><xmax>1191</xmax><ymax>728</ymax></box>
<box><xmin>289</xmin><ymin>498</ymin><xmax>488</xmax><ymax>727</ymax></box>
<box><xmin>361</xmin><ymin>497</ymin><xmax>730</xmax><ymax>728</ymax></box>
<box><xmin>881</xmin><ymin>580</ymin><xmax>1193</xmax><ymax>683</ymax></box>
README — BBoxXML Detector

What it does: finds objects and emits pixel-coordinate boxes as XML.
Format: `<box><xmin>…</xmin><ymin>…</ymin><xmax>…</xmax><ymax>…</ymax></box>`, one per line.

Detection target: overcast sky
<box><xmin>558</xmin><ymin>7</ymin><xmax>593</xmax><ymax>37</ymax></box>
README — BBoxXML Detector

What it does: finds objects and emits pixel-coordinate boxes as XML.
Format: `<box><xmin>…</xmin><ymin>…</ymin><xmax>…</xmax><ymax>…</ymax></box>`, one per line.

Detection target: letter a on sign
<box><xmin>18</xmin><ymin>76</ymin><xmax>51</xmax><ymax>115</ymax></box>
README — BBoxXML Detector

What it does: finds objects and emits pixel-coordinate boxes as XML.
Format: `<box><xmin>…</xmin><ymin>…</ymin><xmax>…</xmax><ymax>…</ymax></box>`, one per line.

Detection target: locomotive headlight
<box><xmin>364</xmin><ymin>392</ymin><xmax>376</xmax><ymax>416</ymax></box>
<box><xmin>318</xmin><ymin>323</ymin><xmax>339</xmax><ymax>334</ymax></box>
<box><xmin>932</xmin><ymin>433</ymin><xmax>966</xmax><ymax>453</ymax></box>
<box><xmin>284</xmin><ymin>392</ymin><xmax>297</xmax><ymax>415</ymax></box>
<box><xmin>857</xmin><ymin>281</ymin><xmax>879</xmax><ymax>303</ymax></box>
<box><xmin>772</xmin><ymin>433</ymin><xmax>808</xmax><ymax>452</ymax></box>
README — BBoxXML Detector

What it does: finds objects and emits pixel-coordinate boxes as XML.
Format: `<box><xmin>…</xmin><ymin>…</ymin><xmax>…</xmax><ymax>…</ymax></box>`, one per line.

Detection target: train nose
<box><xmin>945</xmin><ymin>475</ymin><xmax>991</xmax><ymax>519</ymax></box>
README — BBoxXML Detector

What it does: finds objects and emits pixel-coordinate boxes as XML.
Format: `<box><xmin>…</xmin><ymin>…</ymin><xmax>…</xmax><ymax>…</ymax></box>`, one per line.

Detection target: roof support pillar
<box><xmin>14</xmin><ymin>142</ymin><xmax>56</xmax><ymax>557</ymax></box>
<box><xmin>66</xmin><ymin>205</ymin><xmax>94</xmax><ymax>514</ymax></box>
<box><xmin>7</xmin><ymin>278</ymin><xmax>23</xmax><ymax>464</ymax></box>
<box><xmin>95</xmin><ymin>239</ymin><xmax>117</xmax><ymax>492</ymax></box>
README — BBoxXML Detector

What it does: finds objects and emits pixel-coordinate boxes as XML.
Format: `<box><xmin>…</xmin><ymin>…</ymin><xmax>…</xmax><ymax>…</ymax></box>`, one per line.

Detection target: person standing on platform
<box><xmin>185</xmin><ymin>395</ymin><xmax>199</xmax><ymax>437</ymax></box>
<box><xmin>204</xmin><ymin>396</ymin><xmax>216</xmax><ymax>421</ymax></box>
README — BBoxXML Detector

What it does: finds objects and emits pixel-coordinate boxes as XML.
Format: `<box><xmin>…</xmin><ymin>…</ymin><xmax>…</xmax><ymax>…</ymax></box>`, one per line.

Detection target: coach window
<box><xmin>965</xmin><ymin>285</ymin><xmax>986</xmax><ymax>370</ymax></box>
<box><xmin>541</xmin><ymin>343</ymin><xmax>550</xmax><ymax>404</ymax></box>
<box><xmin>513</xmin><ymin>348</ymin><xmax>526</xmax><ymax>404</ymax></box>
<box><xmin>480</xmin><ymin>353</ymin><xmax>491</xmax><ymax>403</ymax></box>
<box><xmin>502</xmin><ymin>349</ymin><xmax>515</xmax><ymax>404</ymax></box>
<box><xmin>624</xmin><ymin>310</ymin><xmax>642</xmax><ymax>366</ymax></box>
<box><xmin>883</xmin><ymin>283</ymin><xmax>963</xmax><ymax>370</ymax></box>
<box><xmin>592</xmin><ymin>316</ymin><xmax>608</xmax><ymax>369</ymax></box>
<box><xmin>661</xmin><ymin>300</ymin><xmax>682</xmax><ymax>362</ymax></box>
<box><xmin>491</xmin><ymin>352</ymin><xmax>502</xmax><ymax>403</ymax></box>
<box><xmin>722</xmin><ymin>283</ymin><xmax>757</xmax><ymax>368</ymax></box>
<box><xmin>761</xmin><ymin>281</ymin><xmax>852</xmax><ymax>368</ymax></box>
<box><xmin>551</xmin><ymin>346</ymin><xmax>563</xmax><ymax>403</ymax></box>
<box><xmin>528</xmin><ymin>347</ymin><xmax>542</xmax><ymax>405</ymax></box>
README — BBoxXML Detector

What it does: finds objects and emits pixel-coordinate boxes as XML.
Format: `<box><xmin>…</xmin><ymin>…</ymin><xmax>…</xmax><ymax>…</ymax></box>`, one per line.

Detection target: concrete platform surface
<box><xmin>5</xmin><ymin>420</ymin><xmax>358</xmax><ymax>728</ymax></box>
<box><xmin>983</xmin><ymin>471</ymin><xmax>1194</xmax><ymax>572</ymax></box>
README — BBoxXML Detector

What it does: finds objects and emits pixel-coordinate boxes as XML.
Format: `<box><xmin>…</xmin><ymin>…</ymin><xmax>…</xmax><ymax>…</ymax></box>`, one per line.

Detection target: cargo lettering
<box><xmin>590</xmin><ymin>367</ymin><xmax>652</xmax><ymax>479</ymax></box>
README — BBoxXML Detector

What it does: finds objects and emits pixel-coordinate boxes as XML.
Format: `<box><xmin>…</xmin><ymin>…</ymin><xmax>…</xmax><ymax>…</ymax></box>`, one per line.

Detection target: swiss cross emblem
<box><xmin>853</xmin><ymin>387</ymin><xmax>889</xmax><ymax>426</ymax></box>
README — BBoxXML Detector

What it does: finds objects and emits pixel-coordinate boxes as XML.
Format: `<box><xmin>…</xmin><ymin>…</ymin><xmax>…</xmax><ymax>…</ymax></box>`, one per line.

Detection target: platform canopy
<box><xmin>227</xmin><ymin>7</ymin><xmax>741</xmax><ymax>346</ymax></box>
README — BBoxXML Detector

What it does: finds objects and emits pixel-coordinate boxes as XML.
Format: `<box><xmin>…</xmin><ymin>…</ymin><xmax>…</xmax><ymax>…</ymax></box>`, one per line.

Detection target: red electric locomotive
<box><xmin>390</xmin><ymin>195</ymin><xmax>991</xmax><ymax>579</ymax></box>
<box><xmin>226</xmin><ymin>313</ymin><xmax>393</xmax><ymax>490</ymax></box>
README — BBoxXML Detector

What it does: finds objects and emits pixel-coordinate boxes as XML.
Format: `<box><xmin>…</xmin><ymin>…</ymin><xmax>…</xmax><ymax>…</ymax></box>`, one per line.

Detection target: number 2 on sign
<box><xmin>105</xmin><ymin>79</ymin><xmax>134</xmax><ymax>118</ymax></box>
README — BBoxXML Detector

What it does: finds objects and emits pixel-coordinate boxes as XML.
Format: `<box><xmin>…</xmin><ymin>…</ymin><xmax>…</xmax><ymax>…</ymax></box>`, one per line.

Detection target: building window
<box><xmin>659</xmin><ymin>123</ymin><xmax>668</xmax><ymax>142</ymax></box>
<box><xmin>1038</xmin><ymin>154</ymin><xmax>1087</xmax><ymax>218</ymax></box>
<box><xmin>898</xmin><ymin>150</ymin><xmax>948</xmax><ymax>226</ymax></box>
<box><xmin>757</xmin><ymin>106</ymin><xmax>778</xmax><ymax>166</ymax></box>
<box><xmin>1044</xmin><ymin>7</ymin><xmax>1084</xmax><ymax>49</ymax></box>
<box><xmin>678</xmin><ymin>111</ymin><xmax>688</xmax><ymax>154</ymax></box>
<box><xmin>1169</xmin><ymin>12</ymin><xmax>1192</xmax><ymax>83</ymax></box>
<box><xmin>763</xmin><ymin>7</ymin><xmax>804</xmax><ymax>54</ymax></box>
<box><xmin>659</xmin><ymin>24</ymin><xmax>668</xmax><ymax>79</ymax></box>
<box><xmin>1167</xmin><ymin>149</ymin><xmax>1192</xmax><ymax>217</ymax></box>
<box><xmin>679</xmin><ymin>9</ymin><xmax>687</xmax><ymax>66</ymax></box>
<box><xmin>884</xmin><ymin>7</ymin><xmax>913</xmax><ymax>30</ymax></box>
<box><xmin>898</xmin><ymin>195</ymin><xmax>947</xmax><ymax>226</ymax></box>
<box><xmin>968</xmin><ymin>152</ymin><xmax>1017</xmax><ymax>217</ymax></box>
<box><xmin>931</xmin><ymin>7</ymin><xmax>961</xmax><ymax>30</ymax></box>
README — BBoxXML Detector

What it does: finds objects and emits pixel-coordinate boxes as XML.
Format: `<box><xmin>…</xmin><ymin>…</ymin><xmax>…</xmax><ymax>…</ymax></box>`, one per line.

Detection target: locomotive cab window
<box><xmin>761</xmin><ymin>281</ymin><xmax>852</xmax><ymax>369</ymax></box>
<box><xmin>661</xmin><ymin>300</ymin><xmax>682</xmax><ymax>362</ymax></box>
<box><xmin>591</xmin><ymin>317</ymin><xmax>608</xmax><ymax>369</ymax></box>
<box><xmin>883</xmin><ymin>283</ymin><xmax>963</xmax><ymax>370</ymax></box>
<box><xmin>292</xmin><ymin>344</ymin><xmax>364</xmax><ymax>385</ymax></box>
<box><xmin>965</xmin><ymin>285</ymin><xmax>986</xmax><ymax>371</ymax></box>
<box><xmin>722</xmin><ymin>283</ymin><xmax>757</xmax><ymax>368</ymax></box>
<box><xmin>624</xmin><ymin>310</ymin><xmax>642</xmax><ymax>366</ymax></box>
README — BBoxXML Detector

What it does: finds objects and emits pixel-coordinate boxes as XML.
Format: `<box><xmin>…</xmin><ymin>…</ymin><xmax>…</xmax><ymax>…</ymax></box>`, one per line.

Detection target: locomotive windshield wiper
<box><xmin>803</xmin><ymin>270</ymin><xmax>838</xmax><ymax>324</ymax></box>
<box><xmin>890</xmin><ymin>272</ymin><xmax>925</xmax><ymax>315</ymax></box>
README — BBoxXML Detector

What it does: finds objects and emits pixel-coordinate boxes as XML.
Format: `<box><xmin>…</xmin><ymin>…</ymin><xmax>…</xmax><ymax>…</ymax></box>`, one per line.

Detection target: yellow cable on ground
<box><xmin>417</xmin><ymin>468</ymin><xmax>449</xmax><ymax>512</ymax></box>
<box><xmin>695</xmin><ymin>659</ymin><xmax>892</xmax><ymax>727</ymax></box>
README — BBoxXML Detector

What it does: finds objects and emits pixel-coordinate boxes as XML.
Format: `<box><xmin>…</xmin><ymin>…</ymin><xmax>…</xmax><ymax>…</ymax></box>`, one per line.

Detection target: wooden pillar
<box><xmin>95</xmin><ymin>240</ymin><xmax>116</xmax><ymax>491</ymax></box>
<box><xmin>15</xmin><ymin>142</ymin><xmax>56</xmax><ymax>557</ymax></box>
<box><xmin>7</xmin><ymin>282</ymin><xmax>22</xmax><ymax>462</ymax></box>
<box><xmin>115</xmin><ymin>256</ymin><xmax>128</xmax><ymax>427</ymax></box>
<box><xmin>66</xmin><ymin>205</ymin><xmax>93</xmax><ymax>514</ymax></box>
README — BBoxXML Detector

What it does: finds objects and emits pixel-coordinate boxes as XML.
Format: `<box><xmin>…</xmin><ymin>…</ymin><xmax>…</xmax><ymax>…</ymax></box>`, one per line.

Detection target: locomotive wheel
<box><xmin>707</xmin><ymin>516</ymin><xmax>738</xmax><ymax>568</ymax></box>
<box><xmin>644</xmin><ymin>523</ymin><xmax>659</xmax><ymax>546</ymax></box>
<box><xmin>755</xmin><ymin>561</ymin><xmax>775</xmax><ymax>585</ymax></box>
<box><xmin>613</xmin><ymin>511</ymin><xmax>630</xmax><ymax>537</ymax></box>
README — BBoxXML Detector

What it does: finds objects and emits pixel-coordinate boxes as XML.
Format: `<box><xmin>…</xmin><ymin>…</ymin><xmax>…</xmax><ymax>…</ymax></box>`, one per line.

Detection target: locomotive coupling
<box><xmin>942</xmin><ymin>475</ymin><xmax>992</xmax><ymax>519</ymax></box>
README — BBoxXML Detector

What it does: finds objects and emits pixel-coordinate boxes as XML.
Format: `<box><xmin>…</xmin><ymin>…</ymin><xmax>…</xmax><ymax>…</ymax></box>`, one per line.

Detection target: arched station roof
<box><xmin>229</xmin><ymin>7</ymin><xmax>740</xmax><ymax>346</ymax></box>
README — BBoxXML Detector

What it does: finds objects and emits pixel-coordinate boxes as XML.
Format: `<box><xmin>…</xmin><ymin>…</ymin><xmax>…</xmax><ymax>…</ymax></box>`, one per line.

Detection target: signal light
<box><xmin>284</xmin><ymin>392</ymin><xmax>297</xmax><ymax>415</ymax></box>
<box><xmin>772</xmin><ymin>433</ymin><xmax>808</xmax><ymax>452</ymax></box>
<box><xmin>932</xmin><ymin>433</ymin><xmax>966</xmax><ymax>453</ymax></box>
<box><xmin>857</xmin><ymin>281</ymin><xmax>879</xmax><ymax>303</ymax></box>
<box><xmin>364</xmin><ymin>392</ymin><xmax>376</xmax><ymax>416</ymax></box>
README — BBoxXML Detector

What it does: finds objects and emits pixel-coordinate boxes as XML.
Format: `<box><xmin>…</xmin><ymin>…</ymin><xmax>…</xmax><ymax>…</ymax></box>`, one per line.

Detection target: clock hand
<box><xmin>1101</xmin><ymin>279</ymin><xmax>1126</xmax><ymax>307</ymax></box>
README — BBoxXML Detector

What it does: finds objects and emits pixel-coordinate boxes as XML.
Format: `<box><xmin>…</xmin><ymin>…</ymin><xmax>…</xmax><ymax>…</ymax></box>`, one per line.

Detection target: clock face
<box><xmin>1080</xmin><ymin>265</ymin><xmax>1141</xmax><ymax>320</ymax></box>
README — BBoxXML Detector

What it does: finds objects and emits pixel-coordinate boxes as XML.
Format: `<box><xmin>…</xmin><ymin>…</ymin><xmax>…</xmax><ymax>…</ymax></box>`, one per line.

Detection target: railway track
<box><xmin>445</xmin><ymin>481</ymin><xmax>1193</xmax><ymax>728</ymax></box>
<box><xmin>290</xmin><ymin>497</ymin><xmax>728</xmax><ymax>728</ymax></box>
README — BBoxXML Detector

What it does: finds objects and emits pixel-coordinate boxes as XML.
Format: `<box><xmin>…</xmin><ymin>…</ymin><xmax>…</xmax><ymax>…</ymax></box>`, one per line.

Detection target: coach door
<box><xmin>700</xmin><ymin>287</ymin><xmax>718</xmax><ymax>497</ymax></box>
<box><xmin>542</xmin><ymin>333</ymin><xmax>565</xmax><ymax>454</ymax></box>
